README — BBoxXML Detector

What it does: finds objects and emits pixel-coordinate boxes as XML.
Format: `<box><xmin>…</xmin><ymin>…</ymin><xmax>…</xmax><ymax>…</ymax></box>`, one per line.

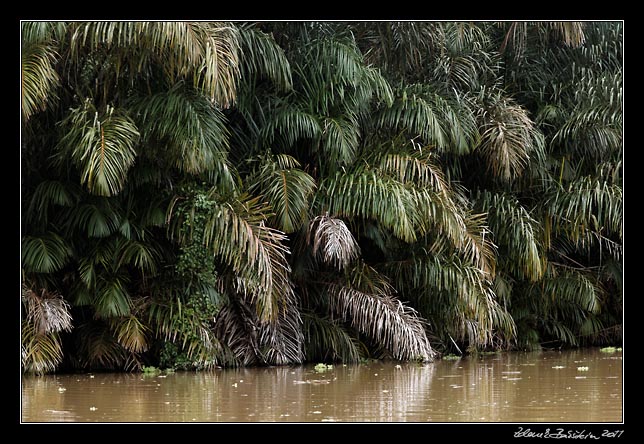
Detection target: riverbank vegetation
<box><xmin>21</xmin><ymin>21</ymin><xmax>622</xmax><ymax>374</ymax></box>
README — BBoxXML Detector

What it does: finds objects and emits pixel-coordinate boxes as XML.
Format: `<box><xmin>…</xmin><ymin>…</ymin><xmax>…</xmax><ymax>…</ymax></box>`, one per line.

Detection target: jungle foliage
<box><xmin>21</xmin><ymin>21</ymin><xmax>622</xmax><ymax>373</ymax></box>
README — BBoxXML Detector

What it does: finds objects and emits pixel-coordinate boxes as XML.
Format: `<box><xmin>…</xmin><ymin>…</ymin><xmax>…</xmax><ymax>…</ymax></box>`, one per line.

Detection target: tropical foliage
<box><xmin>21</xmin><ymin>21</ymin><xmax>622</xmax><ymax>373</ymax></box>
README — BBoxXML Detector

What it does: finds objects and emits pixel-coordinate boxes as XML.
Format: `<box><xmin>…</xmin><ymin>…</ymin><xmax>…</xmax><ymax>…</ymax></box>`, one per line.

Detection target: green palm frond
<box><xmin>26</xmin><ymin>180</ymin><xmax>78</xmax><ymax>226</ymax></box>
<box><xmin>376</xmin><ymin>85</ymin><xmax>479</xmax><ymax>155</ymax></box>
<box><xmin>302</xmin><ymin>311</ymin><xmax>361</xmax><ymax>363</ymax></box>
<box><xmin>116</xmin><ymin>239</ymin><xmax>160</xmax><ymax>276</ymax></box>
<box><xmin>321</xmin><ymin>115</ymin><xmax>361</xmax><ymax>167</ymax></box>
<box><xmin>476</xmin><ymin>191</ymin><xmax>545</xmax><ymax>281</ymax></box>
<box><xmin>56</xmin><ymin>100</ymin><xmax>139</xmax><ymax>197</ymax></box>
<box><xmin>357</xmin><ymin>21</ymin><xmax>442</xmax><ymax>80</ymax></box>
<box><xmin>307</xmin><ymin>215</ymin><xmax>360</xmax><ymax>270</ymax></box>
<box><xmin>133</xmin><ymin>85</ymin><xmax>234</xmax><ymax>186</ymax></box>
<box><xmin>60</xmin><ymin>201</ymin><xmax>121</xmax><ymax>238</ymax></box>
<box><xmin>21</xmin><ymin>42</ymin><xmax>59</xmax><ymax>121</ymax></box>
<box><xmin>94</xmin><ymin>275</ymin><xmax>131</xmax><ymax>318</ymax></box>
<box><xmin>545</xmin><ymin>176</ymin><xmax>622</xmax><ymax>243</ymax></box>
<box><xmin>260</xmin><ymin>105</ymin><xmax>322</xmax><ymax>148</ymax></box>
<box><xmin>293</xmin><ymin>35</ymin><xmax>393</xmax><ymax>116</ymax></box>
<box><xmin>249</xmin><ymin>154</ymin><xmax>316</xmax><ymax>233</ymax></box>
<box><xmin>376</xmin><ymin>88</ymin><xmax>447</xmax><ymax>149</ymax></box>
<box><xmin>237</xmin><ymin>23</ymin><xmax>292</xmax><ymax>91</ymax></box>
<box><xmin>321</xmin><ymin>166</ymin><xmax>420</xmax><ymax>243</ymax></box>
<box><xmin>551</xmin><ymin>104</ymin><xmax>622</xmax><ymax>160</ymax></box>
<box><xmin>21</xmin><ymin>21</ymin><xmax>67</xmax><ymax>45</ymax></box>
<box><xmin>376</xmin><ymin>148</ymin><xmax>449</xmax><ymax>192</ymax></box>
<box><xmin>22</xmin><ymin>232</ymin><xmax>72</xmax><ymax>274</ymax></box>
<box><xmin>386</xmin><ymin>252</ymin><xmax>515</xmax><ymax>348</ymax></box>
<box><xmin>68</xmin><ymin>22</ymin><xmax>240</xmax><ymax>107</ymax></box>
<box><xmin>511</xmin><ymin>264</ymin><xmax>602</xmax><ymax>348</ymax></box>
<box><xmin>177</xmin><ymin>193</ymin><xmax>292</xmax><ymax>322</ymax></box>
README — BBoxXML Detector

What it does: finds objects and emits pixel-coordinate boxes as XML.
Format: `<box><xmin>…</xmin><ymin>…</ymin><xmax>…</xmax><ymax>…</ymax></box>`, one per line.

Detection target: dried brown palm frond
<box><xmin>22</xmin><ymin>286</ymin><xmax>73</xmax><ymax>335</ymax></box>
<box><xmin>327</xmin><ymin>263</ymin><xmax>435</xmax><ymax>362</ymax></box>
<box><xmin>307</xmin><ymin>215</ymin><xmax>360</xmax><ymax>270</ymax></box>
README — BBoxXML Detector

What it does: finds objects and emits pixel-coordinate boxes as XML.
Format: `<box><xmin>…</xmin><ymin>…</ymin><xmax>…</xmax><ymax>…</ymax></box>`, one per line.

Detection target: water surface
<box><xmin>21</xmin><ymin>347</ymin><xmax>622</xmax><ymax>423</ymax></box>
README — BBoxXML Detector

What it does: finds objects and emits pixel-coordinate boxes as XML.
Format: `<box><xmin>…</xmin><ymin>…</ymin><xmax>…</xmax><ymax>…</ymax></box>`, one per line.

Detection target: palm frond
<box><xmin>376</xmin><ymin>88</ymin><xmax>447</xmax><ymax>149</ymax></box>
<box><xmin>68</xmin><ymin>22</ymin><xmax>240</xmax><ymax>107</ymax></box>
<box><xmin>21</xmin><ymin>21</ymin><xmax>67</xmax><ymax>45</ymax></box>
<box><xmin>358</xmin><ymin>22</ymin><xmax>442</xmax><ymax>80</ymax></box>
<box><xmin>257</xmin><ymin>293</ymin><xmax>305</xmax><ymax>365</ymax></box>
<box><xmin>60</xmin><ymin>201</ymin><xmax>121</xmax><ymax>238</ymax></box>
<box><xmin>21</xmin><ymin>322</ymin><xmax>64</xmax><ymax>374</ymax></box>
<box><xmin>377</xmin><ymin>148</ymin><xmax>449</xmax><ymax>192</ymax></box>
<box><xmin>328</xmin><ymin>263</ymin><xmax>435</xmax><ymax>361</ymax></box>
<box><xmin>194</xmin><ymin>193</ymin><xmax>292</xmax><ymax>322</ymax></box>
<box><xmin>302</xmin><ymin>311</ymin><xmax>361</xmax><ymax>363</ymax></box>
<box><xmin>321</xmin><ymin>166</ymin><xmax>420</xmax><ymax>243</ymax></box>
<box><xmin>56</xmin><ymin>100</ymin><xmax>139</xmax><ymax>196</ymax></box>
<box><xmin>94</xmin><ymin>275</ymin><xmax>131</xmax><ymax>318</ymax></box>
<box><xmin>73</xmin><ymin>321</ymin><xmax>132</xmax><ymax>370</ymax></box>
<box><xmin>26</xmin><ymin>180</ymin><xmax>78</xmax><ymax>226</ymax></box>
<box><xmin>386</xmin><ymin>252</ymin><xmax>515</xmax><ymax>348</ymax></box>
<box><xmin>21</xmin><ymin>42</ymin><xmax>59</xmax><ymax>121</ymax></box>
<box><xmin>22</xmin><ymin>232</ymin><xmax>72</xmax><ymax>274</ymax></box>
<box><xmin>260</xmin><ymin>105</ymin><xmax>322</xmax><ymax>148</ymax></box>
<box><xmin>22</xmin><ymin>286</ymin><xmax>73</xmax><ymax>335</ymax></box>
<box><xmin>112</xmin><ymin>315</ymin><xmax>149</xmax><ymax>353</ymax></box>
<box><xmin>116</xmin><ymin>239</ymin><xmax>160</xmax><ymax>276</ymax></box>
<box><xmin>307</xmin><ymin>215</ymin><xmax>360</xmax><ymax>270</ymax></box>
<box><xmin>545</xmin><ymin>176</ymin><xmax>622</xmax><ymax>243</ymax></box>
<box><xmin>551</xmin><ymin>103</ymin><xmax>622</xmax><ymax>160</ymax></box>
<box><xmin>248</xmin><ymin>154</ymin><xmax>316</xmax><ymax>233</ymax></box>
<box><xmin>533</xmin><ymin>265</ymin><xmax>601</xmax><ymax>314</ymax></box>
<box><xmin>499</xmin><ymin>22</ymin><xmax>586</xmax><ymax>58</ymax></box>
<box><xmin>212</xmin><ymin>302</ymin><xmax>258</xmax><ymax>366</ymax></box>
<box><xmin>133</xmin><ymin>85</ymin><xmax>234</xmax><ymax>187</ymax></box>
<box><xmin>475</xmin><ymin>91</ymin><xmax>543</xmax><ymax>181</ymax></box>
<box><xmin>476</xmin><ymin>191</ymin><xmax>545</xmax><ymax>281</ymax></box>
<box><xmin>237</xmin><ymin>23</ymin><xmax>292</xmax><ymax>91</ymax></box>
<box><xmin>192</xmin><ymin>22</ymin><xmax>240</xmax><ymax>107</ymax></box>
<box><xmin>321</xmin><ymin>115</ymin><xmax>361</xmax><ymax>167</ymax></box>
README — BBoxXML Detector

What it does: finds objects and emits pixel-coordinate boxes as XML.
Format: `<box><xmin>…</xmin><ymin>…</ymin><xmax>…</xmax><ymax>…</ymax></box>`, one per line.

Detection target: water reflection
<box><xmin>22</xmin><ymin>348</ymin><xmax>622</xmax><ymax>423</ymax></box>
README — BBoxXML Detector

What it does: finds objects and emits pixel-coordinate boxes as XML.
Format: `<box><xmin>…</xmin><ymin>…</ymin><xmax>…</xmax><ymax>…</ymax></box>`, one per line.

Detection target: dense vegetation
<box><xmin>21</xmin><ymin>21</ymin><xmax>622</xmax><ymax>374</ymax></box>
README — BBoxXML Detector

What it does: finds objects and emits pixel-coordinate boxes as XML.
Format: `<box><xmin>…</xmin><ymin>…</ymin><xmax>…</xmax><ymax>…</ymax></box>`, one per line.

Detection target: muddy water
<box><xmin>21</xmin><ymin>348</ymin><xmax>622</xmax><ymax>423</ymax></box>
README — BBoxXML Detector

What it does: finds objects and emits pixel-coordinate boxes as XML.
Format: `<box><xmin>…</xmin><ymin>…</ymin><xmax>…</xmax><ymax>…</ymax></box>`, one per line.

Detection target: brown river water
<box><xmin>21</xmin><ymin>347</ymin><xmax>622</xmax><ymax>423</ymax></box>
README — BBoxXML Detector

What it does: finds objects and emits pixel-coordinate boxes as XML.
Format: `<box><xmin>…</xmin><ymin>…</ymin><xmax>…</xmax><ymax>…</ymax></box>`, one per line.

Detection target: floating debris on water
<box><xmin>552</xmin><ymin>366</ymin><xmax>565</xmax><ymax>369</ymax></box>
<box><xmin>314</xmin><ymin>363</ymin><xmax>333</xmax><ymax>373</ymax></box>
<box><xmin>89</xmin><ymin>406</ymin><xmax>98</xmax><ymax>411</ymax></box>
<box><xmin>577</xmin><ymin>366</ymin><xmax>589</xmax><ymax>371</ymax></box>
<box><xmin>600</xmin><ymin>346</ymin><xmax>622</xmax><ymax>353</ymax></box>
